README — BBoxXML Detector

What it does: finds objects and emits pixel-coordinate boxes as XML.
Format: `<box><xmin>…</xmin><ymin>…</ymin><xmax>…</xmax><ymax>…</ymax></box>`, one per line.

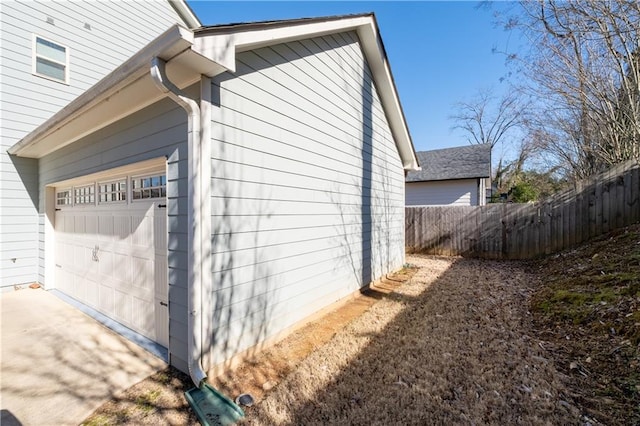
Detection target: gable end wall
<box><xmin>206</xmin><ymin>31</ymin><xmax>405</xmax><ymax>367</ymax></box>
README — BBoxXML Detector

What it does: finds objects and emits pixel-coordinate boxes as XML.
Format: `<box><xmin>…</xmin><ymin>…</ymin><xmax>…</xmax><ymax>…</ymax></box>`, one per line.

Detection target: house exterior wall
<box><xmin>0</xmin><ymin>0</ymin><xmax>187</xmax><ymax>289</ymax></box>
<box><xmin>38</xmin><ymin>97</ymin><xmax>192</xmax><ymax>371</ymax></box>
<box><xmin>205</xmin><ymin>31</ymin><xmax>406</xmax><ymax>367</ymax></box>
<box><xmin>405</xmin><ymin>179</ymin><xmax>480</xmax><ymax>206</ymax></box>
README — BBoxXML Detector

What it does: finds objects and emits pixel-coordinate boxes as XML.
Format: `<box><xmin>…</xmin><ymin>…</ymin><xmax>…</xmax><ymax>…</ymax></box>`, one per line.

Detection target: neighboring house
<box><xmin>405</xmin><ymin>144</ymin><xmax>491</xmax><ymax>206</ymax></box>
<box><xmin>4</xmin><ymin>8</ymin><xmax>419</xmax><ymax>385</ymax></box>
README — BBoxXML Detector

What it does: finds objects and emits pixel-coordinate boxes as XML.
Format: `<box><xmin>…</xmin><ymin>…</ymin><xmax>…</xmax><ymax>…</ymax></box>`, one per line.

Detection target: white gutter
<box><xmin>150</xmin><ymin>57</ymin><xmax>207</xmax><ymax>388</ymax></box>
<box><xmin>169</xmin><ymin>0</ymin><xmax>201</xmax><ymax>29</ymax></box>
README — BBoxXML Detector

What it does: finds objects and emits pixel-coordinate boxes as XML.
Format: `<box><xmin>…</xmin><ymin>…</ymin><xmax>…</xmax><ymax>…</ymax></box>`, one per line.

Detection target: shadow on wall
<box><xmin>9</xmin><ymin>155</ymin><xmax>39</xmax><ymax>210</ymax></box>
<box><xmin>204</xmin><ymin>83</ymin><xmax>275</xmax><ymax>373</ymax></box>
<box><xmin>360</xmin><ymin>59</ymin><xmax>373</xmax><ymax>288</ymax></box>
<box><xmin>330</xmin><ymin>42</ymin><xmax>389</xmax><ymax>290</ymax></box>
<box><xmin>203</xmin><ymin>31</ymin><xmax>404</xmax><ymax>373</ymax></box>
<box><xmin>203</xmin><ymin>34</ymin><xmax>364</xmax><ymax>372</ymax></box>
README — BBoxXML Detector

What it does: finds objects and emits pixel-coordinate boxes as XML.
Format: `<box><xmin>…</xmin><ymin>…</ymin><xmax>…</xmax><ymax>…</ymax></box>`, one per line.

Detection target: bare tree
<box><xmin>451</xmin><ymin>88</ymin><xmax>526</xmax><ymax>150</ymax></box>
<box><xmin>505</xmin><ymin>0</ymin><xmax>640</xmax><ymax>181</ymax></box>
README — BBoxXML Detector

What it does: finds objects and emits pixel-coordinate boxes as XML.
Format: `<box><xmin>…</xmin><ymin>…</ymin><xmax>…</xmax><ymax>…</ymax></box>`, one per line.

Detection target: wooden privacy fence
<box><xmin>406</xmin><ymin>159</ymin><xmax>640</xmax><ymax>259</ymax></box>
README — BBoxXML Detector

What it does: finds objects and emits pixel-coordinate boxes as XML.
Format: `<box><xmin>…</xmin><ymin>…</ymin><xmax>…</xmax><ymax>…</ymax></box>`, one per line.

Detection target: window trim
<box><xmin>53</xmin><ymin>165</ymin><xmax>166</xmax><ymax>209</ymax></box>
<box><xmin>32</xmin><ymin>34</ymin><xmax>69</xmax><ymax>84</ymax></box>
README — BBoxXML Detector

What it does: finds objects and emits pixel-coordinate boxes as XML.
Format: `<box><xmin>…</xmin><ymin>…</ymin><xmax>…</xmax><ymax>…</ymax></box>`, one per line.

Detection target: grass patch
<box><xmin>81</xmin><ymin>410</ymin><xmax>130</xmax><ymax>426</ymax></box>
<box><xmin>534</xmin><ymin>285</ymin><xmax>619</xmax><ymax>324</ymax></box>
<box><xmin>135</xmin><ymin>389</ymin><xmax>161</xmax><ymax>413</ymax></box>
<box><xmin>82</xmin><ymin>414</ymin><xmax>112</xmax><ymax>426</ymax></box>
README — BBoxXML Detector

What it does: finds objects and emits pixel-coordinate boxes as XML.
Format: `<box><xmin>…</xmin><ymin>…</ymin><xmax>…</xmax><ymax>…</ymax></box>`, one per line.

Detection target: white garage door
<box><xmin>53</xmin><ymin>171</ymin><xmax>168</xmax><ymax>347</ymax></box>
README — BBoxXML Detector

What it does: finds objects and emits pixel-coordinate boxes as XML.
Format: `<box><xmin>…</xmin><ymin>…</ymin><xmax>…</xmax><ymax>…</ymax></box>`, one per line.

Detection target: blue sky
<box><xmin>187</xmin><ymin>1</ymin><xmax>521</xmax><ymax>154</ymax></box>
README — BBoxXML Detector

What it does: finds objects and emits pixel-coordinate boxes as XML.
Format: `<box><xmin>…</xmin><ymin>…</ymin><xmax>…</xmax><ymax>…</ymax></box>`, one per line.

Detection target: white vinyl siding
<box><xmin>405</xmin><ymin>179</ymin><xmax>480</xmax><ymax>206</ymax></box>
<box><xmin>0</xmin><ymin>0</ymin><xmax>185</xmax><ymax>288</ymax></box>
<box><xmin>206</xmin><ymin>31</ymin><xmax>405</xmax><ymax>366</ymax></box>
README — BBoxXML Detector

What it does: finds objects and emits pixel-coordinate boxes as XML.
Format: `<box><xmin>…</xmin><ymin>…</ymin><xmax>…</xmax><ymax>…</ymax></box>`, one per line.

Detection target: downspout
<box><xmin>150</xmin><ymin>57</ymin><xmax>207</xmax><ymax>387</ymax></box>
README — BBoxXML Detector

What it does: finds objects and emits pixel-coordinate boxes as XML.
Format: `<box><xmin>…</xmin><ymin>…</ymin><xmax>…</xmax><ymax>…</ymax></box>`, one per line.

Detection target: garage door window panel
<box><xmin>99</xmin><ymin>179</ymin><xmax>127</xmax><ymax>203</ymax></box>
<box><xmin>74</xmin><ymin>184</ymin><xmax>95</xmax><ymax>205</ymax></box>
<box><xmin>132</xmin><ymin>174</ymin><xmax>166</xmax><ymax>200</ymax></box>
<box><xmin>56</xmin><ymin>189</ymin><xmax>72</xmax><ymax>206</ymax></box>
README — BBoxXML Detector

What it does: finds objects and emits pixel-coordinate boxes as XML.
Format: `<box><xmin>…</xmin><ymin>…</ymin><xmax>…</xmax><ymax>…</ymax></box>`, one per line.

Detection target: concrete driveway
<box><xmin>1</xmin><ymin>288</ymin><xmax>166</xmax><ymax>425</ymax></box>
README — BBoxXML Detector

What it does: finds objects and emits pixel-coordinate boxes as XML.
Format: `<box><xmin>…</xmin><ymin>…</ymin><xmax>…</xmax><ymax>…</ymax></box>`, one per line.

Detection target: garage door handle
<box><xmin>158</xmin><ymin>204</ymin><xmax>166</xmax><ymax>208</ymax></box>
<box><xmin>160</xmin><ymin>301</ymin><xmax>168</xmax><ymax>307</ymax></box>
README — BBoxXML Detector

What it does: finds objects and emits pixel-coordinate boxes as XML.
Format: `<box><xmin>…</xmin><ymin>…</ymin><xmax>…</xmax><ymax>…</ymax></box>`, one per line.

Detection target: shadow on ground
<box><xmin>0</xmin><ymin>289</ymin><xmax>166</xmax><ymax>426</ymax></box>
<box><xmin>248</xmin><ymin>255</ymin><xmax>582</xmax><ymax>425</ymax></box>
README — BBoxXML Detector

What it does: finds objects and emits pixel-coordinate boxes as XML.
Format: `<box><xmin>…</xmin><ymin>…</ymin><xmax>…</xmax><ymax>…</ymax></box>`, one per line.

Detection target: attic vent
<box><xmin>46</xmin><ymin>16</ymin><xmax>54</xmax><ymax>25</ymax></box>
<box><xmin>84</xmin><ymin>22</ymin><xmax>91</xmax><ymax>30</ymax></box>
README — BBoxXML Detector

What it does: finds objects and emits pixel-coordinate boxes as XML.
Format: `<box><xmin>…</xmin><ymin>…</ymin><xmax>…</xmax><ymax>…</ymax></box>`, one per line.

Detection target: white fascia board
<box><xmin>7</xmin><ymin>25</ymin><xmax>205</xmax><ymax>158</ymax></box>
<box><xmin>356</xmin><ymin>21</ymin><xmax>419</xmax><ymax>171</ymax></box>
<box><xmin>192</xmin><ymin>15</ymin><xmax>371</xmax><ymax>73</ymax></box>
<box><xmin>233</xmin><ymin>16</ymin><xmax>372</xmax><ymax>53</ymax></box>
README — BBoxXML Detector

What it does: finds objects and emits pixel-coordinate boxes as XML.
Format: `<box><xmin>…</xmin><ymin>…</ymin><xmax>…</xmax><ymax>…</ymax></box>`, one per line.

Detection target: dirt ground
<box><xmin>246</xmin><ymin>256</ymin><xmax>581</xmax><ymax>425</ymax></box>
<box><xmin>82</xmin><ymin>269</ymin><xmax>415</xmax><ymax>426</ymax></box>
<box><xmin>84</xmin><ymin>229</ymin><xmax>640</xmax><ymax>425</ymax></box>
<box><xmin>527</xmin><ymin>225</ymin><xmax>640</xmax><ymax>425</ymax></box>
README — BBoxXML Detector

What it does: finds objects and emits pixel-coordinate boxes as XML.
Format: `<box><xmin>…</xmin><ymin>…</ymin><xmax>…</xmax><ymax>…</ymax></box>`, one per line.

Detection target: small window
<box><xmin>98</xmin><ymin>179</ymin><xmax>127</xmax><ymax>203</ymax></box>
<box><xmin>33</xmin><ymin>35</ymin><xmax>68</xmax><ymax>83</ymax></box>
<box><xmin>132</xmin><ymin>174</ymin><xmax>166</xmax><ymax>200</ymax></box>
<box><xmin>74</xmin><ymin>184</ymin><xmax>95</xmax><ymax>205</ymax></box>
<box><xmin>56</xmin><ymin>189</ymin><xmax>72</xmax><ymax>206</ymax></box>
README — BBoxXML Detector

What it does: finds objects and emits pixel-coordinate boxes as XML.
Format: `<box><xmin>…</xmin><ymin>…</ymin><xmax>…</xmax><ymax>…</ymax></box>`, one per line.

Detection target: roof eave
<box><xmin>191</xmin><ymin>14</ymin><xmax>419</xmax><ymax>170</ymax></box>
<box><xmin>8</xmin><ymin>25</ymin><xmax>229</xmax><ymax>158</ymax></box>
<box><xmin>407</xmin><ymin>174</ymin><xmax>491</xmax><ymax>183</ymax></box>
<box><xmin>10</xmin><ymin>14</ymin><xmax>419</xmax><ymax>170</ymax></box>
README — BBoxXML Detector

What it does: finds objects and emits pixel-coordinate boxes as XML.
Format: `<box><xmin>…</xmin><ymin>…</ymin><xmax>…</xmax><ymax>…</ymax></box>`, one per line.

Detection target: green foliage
<box><xmin>492</xmin><ymin>168</ymin><xmax>568</xmax><ymax>203</ymax></box>
<box><xmin>510</xmin><ymin>181</ymin><xmax>538</xmax><ymax>202</ymax></box>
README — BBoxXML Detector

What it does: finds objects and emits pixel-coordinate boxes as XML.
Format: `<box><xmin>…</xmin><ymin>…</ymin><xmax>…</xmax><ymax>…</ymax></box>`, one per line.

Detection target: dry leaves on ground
<box><xmin>89</xmin><ymin>246</ymin><xmax>639</xmax><ymax>425</ymax></box>
<box><xmin>248</xmin><ymin>256</ymin><xmax>581</xmax><ymax>425</ymax></box>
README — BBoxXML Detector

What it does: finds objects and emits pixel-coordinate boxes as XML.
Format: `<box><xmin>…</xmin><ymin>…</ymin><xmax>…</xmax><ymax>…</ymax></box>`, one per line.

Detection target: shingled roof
<box><xmin>406</xmin><ymin>144</ymin><xmax>491</xmax><ymax>182</ymax></box>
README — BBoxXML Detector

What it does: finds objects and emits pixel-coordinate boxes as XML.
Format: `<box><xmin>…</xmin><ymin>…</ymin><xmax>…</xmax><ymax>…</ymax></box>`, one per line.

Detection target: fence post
<box><xmin>631</xmin><ymin>168</ymin><xmax>640</xmax><ymax>224</ymax></box>
<box><xmin>616</xmin><ymin>170</ymin><xmax>625</xmax><ymax>228</ymax></box>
